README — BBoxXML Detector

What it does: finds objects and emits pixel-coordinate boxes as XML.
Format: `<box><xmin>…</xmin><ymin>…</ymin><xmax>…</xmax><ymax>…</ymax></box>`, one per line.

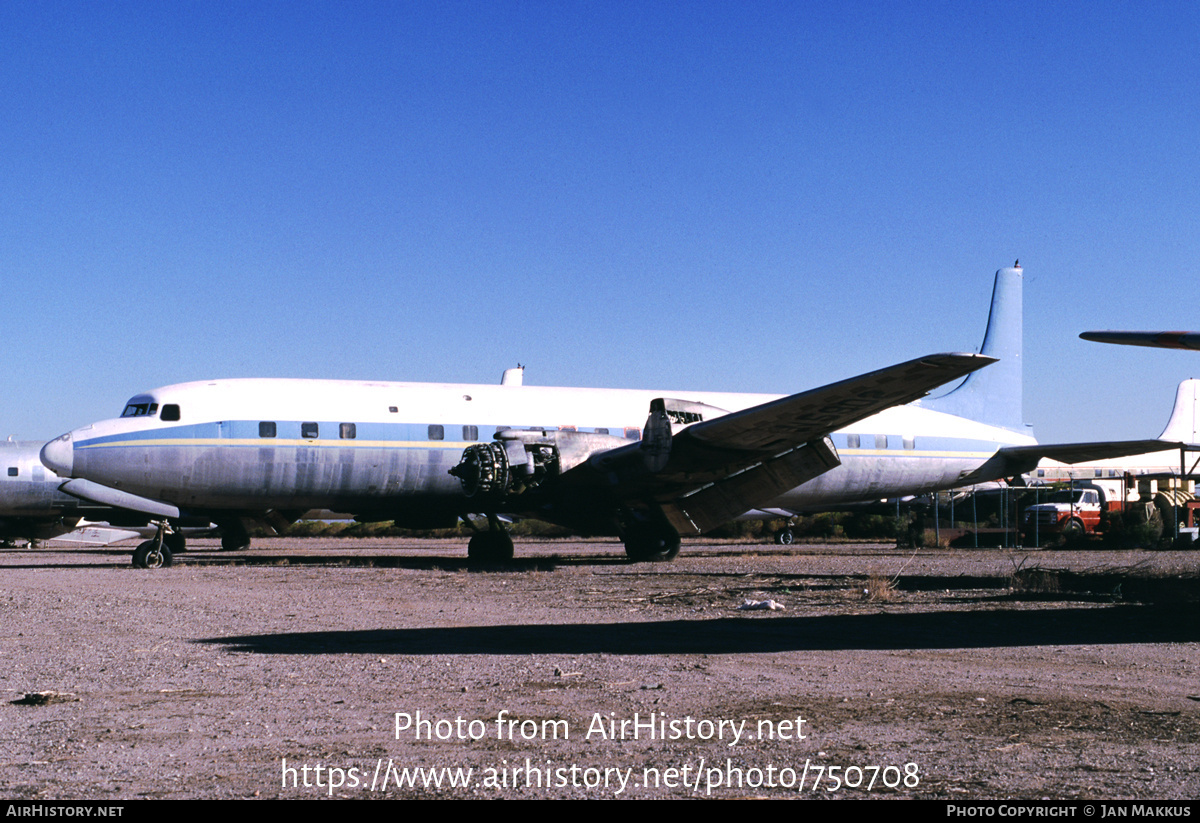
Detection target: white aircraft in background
<box><xmin>0</xmin><ymin>439</ymin><xmax>197</xmax><ymax>547</ymax></box>
<box><xmin>41</xmin><ymin>264</ymin><xmax>1183</xmax><ymax>567</ymax></box>
<box><xmin>0</xmin><ymin>440</ymin><xmax>123</xmax><ymax>545</ymax></box>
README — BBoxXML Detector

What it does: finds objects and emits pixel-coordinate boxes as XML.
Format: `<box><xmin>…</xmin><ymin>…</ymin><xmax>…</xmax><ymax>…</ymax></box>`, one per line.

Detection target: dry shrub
<box><xmin>1010</xmin><ymin>566</ymin><xmax>1061</xmax><ymax>594</ymax></box>
<box><xmin>862</xmin><ymin>573</ymin><xmax>898</xmax><ymax>602</ymax></box>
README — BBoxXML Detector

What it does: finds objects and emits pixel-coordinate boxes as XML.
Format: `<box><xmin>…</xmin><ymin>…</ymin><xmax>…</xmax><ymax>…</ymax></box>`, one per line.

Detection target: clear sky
<box><xmin>3</xmin><ymin>1</ymin><xmax>1198</xmax><ymax>445</ymax></box>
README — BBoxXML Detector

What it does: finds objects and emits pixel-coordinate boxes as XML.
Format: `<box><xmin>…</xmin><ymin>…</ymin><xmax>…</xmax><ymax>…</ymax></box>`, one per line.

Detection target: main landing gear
<box><xmin>217</xmin><ymin>520</ymin><xmax>252</xmax><ymax>552</ymax></box>
<box><xmin>622</xmin><ymin>524</ymin><xmax>681</xmax><ymax>562</ymax></box>
<box><xmin>466</xmin><ymin>514</ymin><xmax>515</xmax><ymax>563</ymax></box>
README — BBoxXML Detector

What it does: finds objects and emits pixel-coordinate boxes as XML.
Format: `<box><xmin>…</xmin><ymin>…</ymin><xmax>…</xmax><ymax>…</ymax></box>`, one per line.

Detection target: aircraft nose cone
<box><xmin>41</xmin><ymin>433</ymin><xmax>75</xmax><ymax>477</ymax></box>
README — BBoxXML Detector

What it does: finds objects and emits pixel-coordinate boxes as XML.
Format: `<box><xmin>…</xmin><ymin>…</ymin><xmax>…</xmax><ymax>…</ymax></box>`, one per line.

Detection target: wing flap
<box><xmin>662</xmin><ymin>437</ymin><xmax>839</xmax><ymax>535</ymax></box>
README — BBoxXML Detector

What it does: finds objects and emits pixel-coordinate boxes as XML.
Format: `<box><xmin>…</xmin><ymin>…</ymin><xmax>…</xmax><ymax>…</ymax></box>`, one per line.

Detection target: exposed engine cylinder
<box><xmin>449</xmin><ymin>443</ymin><xmax>511</xmax><ymax>497</ymax></box>
<box><xmin>450</xmin><ymin>429</ymin><xmax>625</xmax><ymax>499</ymax></box>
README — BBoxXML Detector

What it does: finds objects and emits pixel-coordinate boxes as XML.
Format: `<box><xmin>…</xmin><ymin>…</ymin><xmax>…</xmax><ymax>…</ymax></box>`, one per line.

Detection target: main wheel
<box><xmin>132</xmin><ymin>540</ymin><xmax>173</xmax><ymax>569</ymax></box>
<box><xmin>623</xmin><ymin>529</ymin><xmax>681</xmax><ymax>562</ymax></box>
<box><xmin>774</xmin><ymin>529</ymin><xmax>794</xmax><ymax>545</ymax></box>
<box><xmin>164</xmin><ymin>533</ymin><xmax>186</xmax><ymax>554</ymax></box>
<box><xmin>467</xmin><ymin>532</ymin><xmax>514</xmax><ymax>563</ymax></box>
<box><xmin>220</xmin><ymin>532</ymin><xmax>251</xmax><ymax>551</ymax></box>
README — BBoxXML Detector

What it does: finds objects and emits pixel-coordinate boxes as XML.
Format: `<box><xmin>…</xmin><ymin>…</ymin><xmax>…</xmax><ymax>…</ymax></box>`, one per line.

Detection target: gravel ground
<box><xmin>2</xmin><ymin>537</ymin><xmax>1198</xmax><ymax>799</ymax></box>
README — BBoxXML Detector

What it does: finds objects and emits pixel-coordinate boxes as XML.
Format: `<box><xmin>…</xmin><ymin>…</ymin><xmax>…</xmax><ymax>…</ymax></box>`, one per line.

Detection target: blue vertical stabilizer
<box><xmin>920</xmin><ymin>265</ymin><xmax>1029</xmax><ymax>433</ymax></box>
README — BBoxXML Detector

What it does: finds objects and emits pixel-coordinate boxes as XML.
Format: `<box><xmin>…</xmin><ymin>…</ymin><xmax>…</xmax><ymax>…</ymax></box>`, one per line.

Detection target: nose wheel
<box><xmin>132</xmin><ymin>522</ymin><xmax>175</xmax><ymax>569</ymax></box>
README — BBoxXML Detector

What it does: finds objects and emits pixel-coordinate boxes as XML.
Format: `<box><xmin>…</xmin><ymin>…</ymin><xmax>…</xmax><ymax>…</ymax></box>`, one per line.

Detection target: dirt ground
<box><xmin>2</xmin><ymin>537</ymin><xmax>1198</xmax><ymax>799</ymax></box>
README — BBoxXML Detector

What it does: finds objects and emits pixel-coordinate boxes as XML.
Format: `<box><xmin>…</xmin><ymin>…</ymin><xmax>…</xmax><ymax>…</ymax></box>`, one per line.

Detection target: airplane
<box><xmin>1080</xmin><ymin>331</ymin><xmax>1200</xmax><ymax>350</ymax></box>
<box><xmin>41</xmin><ymin>264</ymin><xmax>1188</xmax><ymax>568</ymax></box>
<box><xmin>0</xmin><ymin>439</ymin><xmax>164</xmax><ymax>547</ymax></box>
<box><xmin>1</xmin><ymin>439</ymin><xmax>97</xmax><ymax>545</ymax></box>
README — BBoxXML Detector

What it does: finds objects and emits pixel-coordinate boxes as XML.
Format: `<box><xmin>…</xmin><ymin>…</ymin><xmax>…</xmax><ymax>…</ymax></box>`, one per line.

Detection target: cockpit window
<box><xmin>121</xmin><ymin>402</ymin><xmax>159</xmax><ymax>418</ymax></box>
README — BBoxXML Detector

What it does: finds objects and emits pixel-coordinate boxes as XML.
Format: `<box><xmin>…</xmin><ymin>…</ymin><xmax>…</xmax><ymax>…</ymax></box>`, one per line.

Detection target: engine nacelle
<box><xmin>450</xmin><ymin>429</ymin><xmax>631</xmax><ymax>498</ymax></box>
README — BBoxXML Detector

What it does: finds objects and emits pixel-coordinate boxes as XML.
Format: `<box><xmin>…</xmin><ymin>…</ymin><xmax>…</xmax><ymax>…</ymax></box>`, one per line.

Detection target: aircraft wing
<box><xmin>678</xmin><ymin>352</ymin><xmax>994</xmax><ymax>453</ymax></box>
<box><xmin>581</xmin><ymin>352</ymin><xmax>995</xmax><ymax>533</ymax></box>
<box><xmin>1080</xmin><ymin>331</ymin><xmax>1200</xmax><ymax>350</ymax></box>
<box><xmin>997</xmin><ymin>440</ymin><xmax>1184</xmax><ymax>467</ymax></box>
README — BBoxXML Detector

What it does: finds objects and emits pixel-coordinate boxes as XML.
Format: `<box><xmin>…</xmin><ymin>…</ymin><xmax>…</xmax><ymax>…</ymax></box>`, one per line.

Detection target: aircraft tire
<box><xmin>132</xmin><ymin>540</ymin><xmax>173</xmax><ymax>569</ymax></box>
<box><xmin>220</xmin><ymin>533</ymin><xmax>251</xmax><ymax>552</ymax></box>
<box><xmin>775</xmin><ymin>529</ymin><xmax>794</xmax><ymax>545</ymax></box>
<box><xmin>623</xmin><ymin>530</ymin><xmax>681</xmax><ymax>562</ymax></box>
<box><xmin>467</xmin><ymin>532</ymin><xmax>514</xmax><ymax>563</ymax></box>
<box><xmin>164</xmin><ymin>533</ymin><xmax>186</xmax><ymax>554</ymax></box>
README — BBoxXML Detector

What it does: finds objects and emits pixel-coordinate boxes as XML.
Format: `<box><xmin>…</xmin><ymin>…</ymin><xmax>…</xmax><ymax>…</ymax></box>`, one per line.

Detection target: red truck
<box><xmin>1021</xmin><ymin>486</ymin><xmax>1109</xmax><ymax>541</ymax></box>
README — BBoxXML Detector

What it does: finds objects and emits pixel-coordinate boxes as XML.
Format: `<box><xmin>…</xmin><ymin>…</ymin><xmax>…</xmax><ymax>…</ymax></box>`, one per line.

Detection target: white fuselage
<box><xmin>41</xmin><ymin>377</ymin><xmax>1035</xmax><ymax>529</ymax></box>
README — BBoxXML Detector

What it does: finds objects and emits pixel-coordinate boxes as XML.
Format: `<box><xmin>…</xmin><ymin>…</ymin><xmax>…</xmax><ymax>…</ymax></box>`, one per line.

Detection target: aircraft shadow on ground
<box><xmin>199</xmin><ymin>604</ymin><xmax>1200</xmax><ymax>656</ymax></box>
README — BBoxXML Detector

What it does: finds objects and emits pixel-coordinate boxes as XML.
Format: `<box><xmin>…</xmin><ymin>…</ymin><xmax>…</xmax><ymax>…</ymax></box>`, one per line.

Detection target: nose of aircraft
<box><xmin>41</xmin><ymin>433</ymin><xmax>74</xmax><ymax>477</ymax></box>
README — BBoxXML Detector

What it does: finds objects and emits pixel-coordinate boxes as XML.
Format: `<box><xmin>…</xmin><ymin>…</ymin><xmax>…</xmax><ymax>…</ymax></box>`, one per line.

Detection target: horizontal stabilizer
<box><xmin>984</xmin><ymin>378</ymin><xmax>1200</xmax><ymax>476</ymax></box>
<box><xmin>1080</xmin><ymin>331</ymin><xmax>1200</xmax><ymax>351</ymax></box>
<box><xmin>996</xmin><ymin>439</ymin><xmax>1179</xmax><ymax>469</ymax></box>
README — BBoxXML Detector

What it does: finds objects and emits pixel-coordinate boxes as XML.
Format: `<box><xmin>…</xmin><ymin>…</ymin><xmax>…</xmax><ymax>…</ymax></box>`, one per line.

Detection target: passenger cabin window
<box><xmin>462</xmin><ymin>425</ymin><xmax>478</xmax><ymax>441</ymax></box>
<box><xmin>846</xmin><ymin>434</ymin><xmax>860</xmax><ymax>449</ymax></box>
<box><xmin>121</xmin><ymin>402</ymin><xmax>158</xmax><ymax>418</ymax></box>
<box><xmin>301</xmin><ymin>422</ymin><xmax>319</xmax><ymax>439</ymax></box>
<box><xmin>428</xmin><ymin>424</ymin><xmax>444</xmax><ymax>441</ymax></box>
<box><xmin>903</xmin><ymin>436</ymin><xmax>915</xmax><ymax>450</ymax></box>
<box><xmin>7</xmin><ymin>467</ymin><xmax>17</xmax><ymax>477</ymax></box>
<box><xmin>160</xmin><ymin>404</ymin><xmax>180</xmax><ymax>422</ymax></box>
<box><xmin>259</xmin><ymin>422</ymin><xmax>277</xmax><ymax>438</ymax></box>
<box><xmin>595</xmin><ymin>427</ymin><xmax>609</xmax><ymax>435</ymax></box>
<box><xmin>340</xmin><ymin>423</ymin><xmax>356</xmax><ymax>439</ymax></box>
<box><xmin>875</xmin><ymin>435</ymin><xmax>888</xmax><ymax>449</ymax></box>
<box><xmin>624</xmin><ymin>427</ymin><xmax>641</xmax><ymax>440</ymax></box>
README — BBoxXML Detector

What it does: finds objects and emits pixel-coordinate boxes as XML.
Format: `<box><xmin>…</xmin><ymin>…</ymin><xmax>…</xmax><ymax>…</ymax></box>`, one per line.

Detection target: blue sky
<box><xmin>3</xmin><ymin>1</ymin><xmax>1198</xmax><ymax>445</ymax></box>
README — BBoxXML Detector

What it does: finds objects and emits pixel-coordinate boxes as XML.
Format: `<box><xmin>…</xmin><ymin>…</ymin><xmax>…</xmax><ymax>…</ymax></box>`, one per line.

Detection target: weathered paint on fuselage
<box><xmin>48</xmin><ymin>377</ymin><xmax>1036</xmax><ymax>524</ymax></box>
<box><xmin>0</xmin><ymin>441</ymin><xmax>94</xmax><ymax>540</ymax></box>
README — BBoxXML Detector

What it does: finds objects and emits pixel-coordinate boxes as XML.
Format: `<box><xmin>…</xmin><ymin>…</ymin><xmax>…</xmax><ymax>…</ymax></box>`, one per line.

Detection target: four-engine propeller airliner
<box><xmin>41</xmin><ymin>264</ymin><xmax>1185</xmax><ymax>567</ymax></box>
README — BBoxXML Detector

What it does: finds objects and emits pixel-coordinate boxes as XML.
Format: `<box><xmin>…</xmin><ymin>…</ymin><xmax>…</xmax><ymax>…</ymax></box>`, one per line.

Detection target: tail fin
<box><xmin>1158</xmin><ymin>379</ymin><xmax>1200</xmax><ymax>444</ymax></box>
<box><xmin>920</xmin><ymin>264</ymin><xmax>1029</xmax><ymax>433</ymax></box>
